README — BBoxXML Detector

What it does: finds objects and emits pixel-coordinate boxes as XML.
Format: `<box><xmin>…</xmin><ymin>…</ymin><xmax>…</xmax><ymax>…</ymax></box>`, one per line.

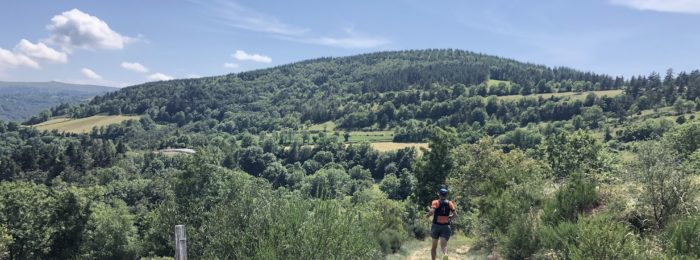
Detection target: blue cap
<box><xmin>438</xmin><ymin>188</ymin><xmax>448</xmax><ymax>195</ymax></box>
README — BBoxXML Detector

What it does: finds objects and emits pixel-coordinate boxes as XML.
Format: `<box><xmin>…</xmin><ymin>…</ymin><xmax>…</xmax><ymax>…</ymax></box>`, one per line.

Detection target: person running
<box><xmin>426</xmin><ymin>187</ymin><xmax>457</xmax><ymax>260</ymax></box>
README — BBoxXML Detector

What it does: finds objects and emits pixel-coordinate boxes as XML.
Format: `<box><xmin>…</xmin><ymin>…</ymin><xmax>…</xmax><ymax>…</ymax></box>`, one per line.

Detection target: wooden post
<box><xmin>175</xmin><ymin>225</ymin><xmax>187</xmax><ymax>260</ymax></box>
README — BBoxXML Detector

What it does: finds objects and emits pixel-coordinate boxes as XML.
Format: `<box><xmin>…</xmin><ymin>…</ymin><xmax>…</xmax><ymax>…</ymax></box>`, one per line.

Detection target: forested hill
<box><xmin>57</xmin><ymin>49</ymin><xmax>624</xmax><ymax>131</ymax></box>
<box><xmin>0</xmin><ymin>81</ymin><xmax>114</xmax><ymax>122</ymax></box>
<box><xmin>6</xmin><ymin>49</ymin><xmax>700</xmax><ymax>259</ymax></box>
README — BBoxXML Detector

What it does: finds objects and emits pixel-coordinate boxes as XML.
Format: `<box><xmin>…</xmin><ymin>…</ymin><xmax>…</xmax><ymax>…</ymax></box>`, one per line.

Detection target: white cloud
<box><xmin>0</xmin><ymin>48</ymin><xmax>40</xmax><ymax>69</ymax></box>
<box><xmin>47</xmin><ymin>9</ymin><xmax>132</xmax><ymax>50</ymax></box>
<box><xmin>147</xmin><ymin>72</ymin><xmax>173</xmax><ymax>81</ymax></box>
<box><xmin>232</xmin><ymin>50</ymin><xmax>272</xmax><ymax>63</ymax></box>
<box><xmin>223</xmin><ymin>62</ymin><xmax>240</xmax><ymax>69</ymax></box>
<box><xmin>121</xmin><ymin>61</ymin><xmax>149</xmax><ymax>73</ymax></box>
<box><xmin>610</xmin><ymin>0</ymin><xmax>700</xmax><ymax>14</ymax></box>
<box><xmin>81</xmin><ymin>68</ymin><xmax>102</xmax><ymax>79</ymax></box>
<box><xmin>15</xmin><ymin>39</ymin><xmax>68</xmax><ymax>63</ymax></box>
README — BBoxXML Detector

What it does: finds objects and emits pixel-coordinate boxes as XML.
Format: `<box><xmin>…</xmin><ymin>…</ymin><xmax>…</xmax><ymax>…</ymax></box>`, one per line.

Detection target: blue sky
<box><xmin>0</xmin><ymin>0</ymin><xmax>699</xmax><ymax>87</ymax></box>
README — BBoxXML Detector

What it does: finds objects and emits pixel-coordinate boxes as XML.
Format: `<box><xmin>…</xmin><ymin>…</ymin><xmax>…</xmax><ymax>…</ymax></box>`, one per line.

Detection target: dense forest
<box><xmin>2</xmin><ymin>49</ymin><xmax>700</xmax><ymax>259</ymax></box>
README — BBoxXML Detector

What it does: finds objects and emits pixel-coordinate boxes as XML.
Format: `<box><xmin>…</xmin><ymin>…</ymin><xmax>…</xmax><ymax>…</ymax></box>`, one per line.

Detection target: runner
<box><xmin>426</xmin><ymin>187</ymin><xmax>457</xmax><ymax>260</ymax></box>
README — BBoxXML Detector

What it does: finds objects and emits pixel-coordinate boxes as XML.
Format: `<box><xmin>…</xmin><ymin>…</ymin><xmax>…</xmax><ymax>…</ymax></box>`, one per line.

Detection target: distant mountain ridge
<box><xmin>0</xmin><ymin>81</ymin><xmax>116</xmax><ymax>122</ymax></box>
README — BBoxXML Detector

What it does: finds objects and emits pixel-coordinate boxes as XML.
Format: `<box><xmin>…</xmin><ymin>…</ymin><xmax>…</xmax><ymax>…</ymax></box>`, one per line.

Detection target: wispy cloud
<box><xmin>121</xmin><ymin>61</ymin><xmax>149</xmax><ymax>73</ymax></box>
<box><xmin>147</xmin><ymin>72</ymin><xmax>173</xmax><ymax>81</ymax></box>
<box><xmin>81</xmin><ymin>68</ymin><xmax>102</xmax><ymax>79</ymax></box>
<box><xmin>232</xmin><ymin>50</ymin><xmax>271</xmax><ymax>63</ymax></box>
<box><xmin>223</xmin><ymin>62</ymin><xmax>240</xmax><ymax>69</ymax></box>
<box><xmin>302</xmin><ymin>28</ymin><xmax>390</xmax><ymax>49</ymax></box>
<box><xmin>610</xmin><ymin>0</ymin><xmax>700</xmax><ymax>14</ymax></box>
<box><xmin>208</xmin><ymin>1</ymin><xmax>308</xmax><ymax>36</ymax></box>
<box><xmin>200</xmin><ymin>1</ymin><xmax>390</xmax><ymax>49</ymax></box>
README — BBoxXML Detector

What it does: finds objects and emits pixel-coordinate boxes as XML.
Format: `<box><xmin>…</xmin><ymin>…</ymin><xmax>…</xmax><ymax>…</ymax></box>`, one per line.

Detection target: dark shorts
<box><xmin>431</xmin><ymin>223</ymin><xmax>451</xmax><ymax>240</ymax></box>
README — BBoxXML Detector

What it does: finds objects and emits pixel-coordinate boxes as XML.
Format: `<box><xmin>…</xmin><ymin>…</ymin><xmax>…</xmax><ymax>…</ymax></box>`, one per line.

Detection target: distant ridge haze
<box><xmin>0</xmin><ymin>81</ymin><xmax>115</xmax><ymax>122</ymax></box>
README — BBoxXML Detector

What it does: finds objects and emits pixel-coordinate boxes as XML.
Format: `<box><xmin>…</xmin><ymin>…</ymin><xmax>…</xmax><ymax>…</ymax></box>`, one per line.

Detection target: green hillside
<box><xmin>2</xmin><ymin>50</ymin><xmax>700</xmax><ymax>259</ymax></box>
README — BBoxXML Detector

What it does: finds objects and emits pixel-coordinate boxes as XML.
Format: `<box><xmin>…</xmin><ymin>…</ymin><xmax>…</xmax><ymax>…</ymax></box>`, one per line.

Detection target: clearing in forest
<box><xmin>32</xmin><ymin>115</ymin><xmax>142</xmax><ymax>133</ymax></box>
<box><xmin>498</xmin><ymin>89</ymin><xmax>624</xmax><ymax>101</ymax></box>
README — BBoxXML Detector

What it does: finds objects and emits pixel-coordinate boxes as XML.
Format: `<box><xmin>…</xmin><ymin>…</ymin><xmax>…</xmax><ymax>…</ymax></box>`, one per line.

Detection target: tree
<box><xmin>79</xmin><ymin>200</ymin><xmax>141</xmax><ymax>259</ymax></box>
<box><xmin>664</xmin><ymin>121</ymin><xmax>700</xmax><ymax>157</ymax></box>
<box><xmin>413</xmin><ymin>127</ymin><xmax>457</xmax><ymax>205</ymax></box>
<box><xmin>541</xmin><ymin>130</ymin><xmax>603</xmax><ymax>178</ymax></box>
<box><xmin>629</xmin><ymin>141</ymin><xmax>697</xmax><ymax>229</ymax></box>
<box><xmin>379</xmin><ymin>174</ymin><xmax>401</xmax><ymax>200</ymax></box>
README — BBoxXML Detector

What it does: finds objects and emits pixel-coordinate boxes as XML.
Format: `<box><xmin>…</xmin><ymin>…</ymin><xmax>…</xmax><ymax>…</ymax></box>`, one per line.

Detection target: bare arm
<box><xmin>425</xmin><ymin>206</ymin><xmax>435</xmax><ymax>218</ymax></box>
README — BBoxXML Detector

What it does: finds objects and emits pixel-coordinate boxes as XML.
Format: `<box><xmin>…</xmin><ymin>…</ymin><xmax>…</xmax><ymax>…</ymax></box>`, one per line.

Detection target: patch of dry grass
<box><xmin>33</xmin><ymin>115</ymin><xmax>142</xmax><ymax>133</ymax></box>
<box><xmin>370</xmin><ymin>142</ymin><xmax>429</xmax><ymax>153</ymax></box>
<box><xmin>498</xmin><ymin>89</ymin><xmax>624</xmax><ymax>101</ymax></box>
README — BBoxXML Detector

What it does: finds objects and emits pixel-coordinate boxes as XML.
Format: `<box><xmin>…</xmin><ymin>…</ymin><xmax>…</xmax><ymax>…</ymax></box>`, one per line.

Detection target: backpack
<box><xmin>432</xmin><ymin>199</ymin><xmax>451</xmax><ymax>225</ymax></box>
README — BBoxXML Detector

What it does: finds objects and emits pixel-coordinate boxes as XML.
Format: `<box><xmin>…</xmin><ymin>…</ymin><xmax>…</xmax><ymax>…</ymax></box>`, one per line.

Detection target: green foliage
<box><xmin>539</xmin><ymin>215</ymin><xmax>641</xmax><ymax>259</ymax></box>
<box><xmin>618</xmin><ymin>118</ymin><xmax>674</xmax><ymax>142</ymax></box>
<box><xmin>541</xmin><ymin>130</ymin><xmax>603</xmax><ymax>178</ymax></box>
<box><xmin>566</xmin><ymin>215</ymin><xmax>641</xmax><ymax>259</ymax></box>
<box><xmin>0</xmin><ymin>225</ymin><xmax>11</xmax><ymax>260</ymax></box>
<box><xmin>664</xmin><ymin>121</ymin><xmax>700</xmax><ymax>157</ymax></box>
<box><xmin>378</xmin><ymin>229</ymin><xmax>403</xmax><ymax>254</ymax></box>
<box><xmin>629</xmin><ymin>141</ymin><xmax>697</xmax><ymax>229</ymax></box>
<box><xmin>447</xmin><ymin>139</ymin><xmax>546</xmax><ymax>247</ymax></box>
<box><xmin>500</xmin><ymin>213</ymin><xmax>540</xmax><ymax>260</ymax></box>
<box><xmin>542</xmin><ymin>174</ymin><xmax>598</xmax><ymax>225</ymax></box>
<box><xmin>664</xmin><ymin>216</ymin><xmax>700</xmax><ymax>258</ymax></box>
<box><xmin>380</xmin><ymin>173</ymin><xmax>401</xmax><ymax>200</ymax></box>
<box><xmin>303</xmin><ymin>168</ymin><xmax>352</xmax><ymax>198</ymax></box>
<box><xmin>413</xmin><ymin>127</ymin><xmax>457</xmax><ymax>205</ymax></box>
<box><xmin>0</xmin><ymin>182</ymin><xmax>56</xmax><ymax>259</ymax></box>
<box><xmin>206</xmin><ymin>192</ymin><xmax>382</xmax><ymax>259</ymax></box>
<box><xmin>80</xmin><ymin>200</ymin><xmax>141</xmax><ymax>259</ymax></box>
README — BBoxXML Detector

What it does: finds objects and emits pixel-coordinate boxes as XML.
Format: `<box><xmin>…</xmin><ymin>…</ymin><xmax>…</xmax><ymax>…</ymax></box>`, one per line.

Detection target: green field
<box><xmin>498</xmin><ymin>89</ymin><xmax>624</xmax><ymax>101</ymax></box>
<box><xmin>308</xmin><ymin>121</ymin><xmax>337</xmax><ymax>132</ymax></box>
<box><xmin>487</xmin><ymin>79</ymin><xmax>512</xmax><ymax>87</ymax></box>
<box><xmin>346</xmin><ymin>131</ymin><xmax>394</xmax><ymax>143</ymax></box>
<box><xmin>33</xmin><ymin>115</ymin><xmax>142</xmax><ymax>133</ymax></box>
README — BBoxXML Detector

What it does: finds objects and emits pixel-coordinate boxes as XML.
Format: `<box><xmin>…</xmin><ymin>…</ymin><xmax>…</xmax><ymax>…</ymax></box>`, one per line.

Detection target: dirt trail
<box><xmin>405</xmin><ymin>242</ymin><xmax>476</xmax><ymax>260</ymax></box>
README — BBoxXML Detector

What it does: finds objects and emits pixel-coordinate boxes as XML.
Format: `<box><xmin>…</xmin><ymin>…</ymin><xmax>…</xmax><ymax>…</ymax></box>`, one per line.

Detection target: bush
<box><xmin>664</xmin><ymin>216</ymin><xmax>700</xmax><ymax>258</ymax></box>
<box><xmin>542</xmin><ymin>173</ymin><xmax>598</xmax><ymax>225</ymax></box>
<box><xmin>500</xmin><ymin>213</ymin><xmax>540</xmax><ymax>259</ymax></box>
<box><xmin>408</xmin><ymin>224</ymin><xmax>427</xmax><ymax>240</ymax></box>
<box><xmin>539</xmin><ymin>215</ymin><xmax>640</xmax><ymax>259</ymax></box>
<box><xmin>568</xmin><ymin>215</ymin><xmax>641</xmax><ymax>259</ymax></box>
<box><xmin>378</xmin><ymin>229</ymin><xmax>403</xmax><ymax>254</ymax></box>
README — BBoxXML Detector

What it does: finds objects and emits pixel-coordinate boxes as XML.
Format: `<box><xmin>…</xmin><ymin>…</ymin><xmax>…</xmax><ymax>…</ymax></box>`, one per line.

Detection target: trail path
<box><xmin>405</xmin><ymin>243</ymin><xmax>474</xmax><ymax>260</ymax></box>
<box><xmin>389</xmin><ymin>235</ymin><xmax>487</xmax><ymax>260</ymax></box>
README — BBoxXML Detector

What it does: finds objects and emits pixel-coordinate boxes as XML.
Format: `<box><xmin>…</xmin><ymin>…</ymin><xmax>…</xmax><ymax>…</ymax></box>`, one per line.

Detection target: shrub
<box><xmin>539</xmin><ymin>215</ymin><xmax>640</xmax><ymax>259</ymax></box>
<box><xmin>542</xmin><ymin>173</ymin><xmax>598</xmax><ymax>225</ymax></box>
<box><xmin>500</xmin><ymin>213</ymin><xmax>540</xmax><ymax>259</ymax></box>
<box><xmin>378</xmin><ymin>229</ymin><xmax>403</xmax><ymax>254</ymax></box>
<box><xmin>408</xmin><ymin>223</ymin><xmax>427</xmax><ymax>240</ymax></box>
<box><xmin>664</xmin><ymin>216</ymin><xmax>700</xmax><ymax>258</ymax></box>
<box><xmin>568</xmin><ymin>215</ymin><xmax>641</xmax><ymax>259</ymax></box>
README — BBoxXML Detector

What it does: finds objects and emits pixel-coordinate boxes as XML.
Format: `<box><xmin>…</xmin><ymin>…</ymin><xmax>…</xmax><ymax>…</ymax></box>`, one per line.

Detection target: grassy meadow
<box><xmin>32</xmin><ymin>115</ymin><xmax>142</xmax><ymax>133</ymax></box>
